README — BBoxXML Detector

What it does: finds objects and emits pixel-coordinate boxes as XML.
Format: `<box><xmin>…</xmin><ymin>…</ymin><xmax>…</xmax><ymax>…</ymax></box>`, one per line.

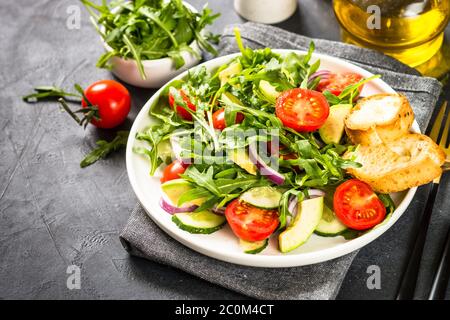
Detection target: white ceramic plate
<box><xmin>126</xmin><ymin>50</ymin><xmax>419</xmax><ymax>268</ymax></box>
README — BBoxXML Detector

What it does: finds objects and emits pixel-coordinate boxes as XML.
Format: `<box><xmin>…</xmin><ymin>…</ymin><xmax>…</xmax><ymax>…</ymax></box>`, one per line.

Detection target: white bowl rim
<box><xmin>100</xmin><ymin>1</ymin><xmax>200</xmax><ymax>65</ymax></box>
<box><xmin>126</xmin><ymin>49</ymin><xmax>419</xmax><ymax>268</ymax></box>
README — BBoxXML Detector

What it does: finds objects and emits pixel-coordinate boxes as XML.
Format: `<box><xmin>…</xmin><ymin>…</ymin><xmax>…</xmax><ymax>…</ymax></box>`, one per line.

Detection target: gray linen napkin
<box><xmin>120</xmin><ymin>23</ymin><xmax>442</xmax><ymax>300</ymax></box>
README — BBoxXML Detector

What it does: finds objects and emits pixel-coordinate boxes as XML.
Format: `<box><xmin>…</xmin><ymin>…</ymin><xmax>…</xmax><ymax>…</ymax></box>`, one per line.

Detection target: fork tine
<box><xmin>443</xmin><ymin>102</ymin><xmax>450</xmax><ymax>149</ymax></box>
<box><xmin>429</xmin><ymin>101</ymin><xmax>445</xmax><ymax>142</ymax></box>
<box><xmin>437</xmin><ymin>101</ymin><xmax>449</xmax><ymax>148</ymax></box>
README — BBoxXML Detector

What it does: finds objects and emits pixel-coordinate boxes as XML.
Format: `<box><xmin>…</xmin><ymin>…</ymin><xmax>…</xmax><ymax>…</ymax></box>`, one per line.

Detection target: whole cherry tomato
<box><xmin>82</xmin><ymin>80</ymin><xmax>131</xmax><ymax>129</ymax></box>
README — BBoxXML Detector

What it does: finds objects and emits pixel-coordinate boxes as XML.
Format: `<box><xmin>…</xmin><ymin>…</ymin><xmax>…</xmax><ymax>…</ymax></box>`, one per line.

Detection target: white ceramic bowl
<box><xmin>101</xmin><ymin>2</ymin><xmax>201</xmax><ymax>88</ymax></box>
<box><xmin>126</xmin><ymin>50</ymin><xmax>419</xmax><ymax>268</ymax></box>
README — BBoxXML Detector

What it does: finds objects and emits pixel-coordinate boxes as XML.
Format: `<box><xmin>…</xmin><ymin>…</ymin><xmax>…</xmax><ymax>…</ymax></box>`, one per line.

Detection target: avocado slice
<box><xmin>228</xmin><ymin>148</ymin><xmax>257</xmax><ymax>175</ymax></box>
<box><xmin>319</xmin><ymin>104</ymin><xmax>352</xmax><ymax>144</ymax></box>
<box><xmin>279</xmin><ymin>197</ymin><xmax>324</xmax><ymax>253</ymax></box>
<box><xmin>219</xmin><ymin>62</ymin><xmax>242</xmax><ymax>86</ymax></box>
<box><xmin>161</xmin><ymin>179</ymin><xmax>205</xmax><ymax>206</ymax></box>
<box><xmin>221</xmin><ymin>91</ymin><xmax>243</xmax><ymax>106</ymax></box>
<box><xmin>259</xmin><ymin>80</ymin><xmax>281</xmax><ymax>102</ymax></box>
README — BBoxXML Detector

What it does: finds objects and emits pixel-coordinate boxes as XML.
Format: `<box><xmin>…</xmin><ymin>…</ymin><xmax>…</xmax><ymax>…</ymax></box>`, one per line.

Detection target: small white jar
<box><xmin>234</xmin><ymin>0</ymin><xmax>298</xmax><ymax>24</ymax></box>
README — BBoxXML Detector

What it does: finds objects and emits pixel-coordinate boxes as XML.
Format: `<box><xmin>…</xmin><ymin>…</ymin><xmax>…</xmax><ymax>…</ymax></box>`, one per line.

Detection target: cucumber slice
<box><xmin>239</xmin><ymin>239</ymin><xmax>269</xmax><ymax>254</ymax></box>
<box><xmin>240</xmin><ymin>186</ymin><xmax>282</xmax><ymax>209</ymax></box>
<box><xmin>314</xmin><ymin>205</ymin><xmax>348</xmax><ymax>237</ymax></box>
<box><xmin>161</xmin><ymin>179</ymin><xmax>205</xmax><ymax>206</ymax></box>
<box><xmin>279</xmin><ymin>197</ymin><xmax>324</xmax><ymax>253</ymax></box>
<box><xmin>172</xmin><ymin>211</ymin><xmax>226</xmax><ymax>234</ymax></box>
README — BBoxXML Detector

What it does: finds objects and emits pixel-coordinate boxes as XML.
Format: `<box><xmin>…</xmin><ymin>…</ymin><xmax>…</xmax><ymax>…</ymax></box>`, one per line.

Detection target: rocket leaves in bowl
<box><xmin>81</xmin><ymin>0</ymin><xmax>220</xmax><ymax>79</ymax></box>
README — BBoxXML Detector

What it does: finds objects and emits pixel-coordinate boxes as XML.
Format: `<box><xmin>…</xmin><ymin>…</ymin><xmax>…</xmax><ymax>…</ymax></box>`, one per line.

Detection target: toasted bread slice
<box><xmin>345</xmin><ymin>94</ymin><xmax>414</xmax><ymax>145</ymax></box>
<box><xmin>344</xmin><ymin>133</ymin><xmax>446</xmax><ymax>193</ymax></box>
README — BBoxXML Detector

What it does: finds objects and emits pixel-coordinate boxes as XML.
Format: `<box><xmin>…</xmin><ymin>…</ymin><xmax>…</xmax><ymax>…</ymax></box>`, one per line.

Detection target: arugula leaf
<box><xmin>168</xmin><ymin>86</ymin><xmax>219</xmax><ymax>149</ymax></box>
<box><xmin>22</xmin><ymin>86</ymin><xmax>81</xmax><ymax>103</ymax></box>
<box><xmin>177</xmin><ymin>168</ymin><xmax>269</xmax><ymax>207</ymax></box>
<box><xmin>220</xmin><ymin>93</ymin><xmax>283</xmax><ymax>128</ymax></box>
<box><xmin>135</xmin><ymin>123</ymin><xmax>174</xmax><ymax>175</ymax></box>
<box><xmin>80</xmin><ymin>131</ymin><xmax>129</xmax><ymax>168</ymax></box>
<box><xmin>378</xmin><ymin>193</ymin><xmax>395</xmax><ymax>215</ymax></box>
<box><xmin>323</xmin><ymin>75</ymin><xmax>381</xmax><ymax>105</ymax></box>
<box><xmin>122</xmin><ymin>34</ymin><xmax>146</xmax><ymax>80</ymax></box>
<box><xmin>340</xmin><ymin>229</ymin><xmax>363</xmax><ymax>240</ymax></box>
<box><xmin>182</xmin><ymin>166</ymin><xmax>221</xmax><ymax>196</ymax></box>
<box><xmin>338</xmin><ymin>75</ymin><xmax>381</xmax><ymax>103</ymax></box>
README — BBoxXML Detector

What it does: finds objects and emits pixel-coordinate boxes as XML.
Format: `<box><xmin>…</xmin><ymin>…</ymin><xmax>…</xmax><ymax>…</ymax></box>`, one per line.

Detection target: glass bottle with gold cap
<box><xmin>333</xmin><ymin>0</ymin><xmax>450</xmax><ymax>67</ymax></box>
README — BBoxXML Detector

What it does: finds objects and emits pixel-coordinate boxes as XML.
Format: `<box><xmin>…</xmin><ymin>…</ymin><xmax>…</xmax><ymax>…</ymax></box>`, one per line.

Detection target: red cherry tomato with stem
<box><xmin>81</xmin><ymin>80</ymin><xmax>131</xmax><ymax>129</ymax></box>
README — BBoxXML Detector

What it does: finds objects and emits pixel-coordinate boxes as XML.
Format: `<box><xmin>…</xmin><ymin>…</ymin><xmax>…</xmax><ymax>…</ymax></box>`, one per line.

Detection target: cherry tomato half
<box><xmin>316</xmin><ymin>72</ymin><xmax>364</xmax><ymax>97</ymax></box>
<box><xmin>333</xmin><ymin>179</ymin><xmax>386</xmax><ymax>231</ymax></box>
<box><xmin>275</xmin><ymin>88</ymin><xmax>329</xmax><ymax>132</ymax></box>
<box><xmin>168</xmin><ymin>89</ymin><xmax>196</xmax><ymax>121</ymax></box>
<box><xmin>82</xmin><ymin>80</ymin><xmax>131</xmax><ymax>129</ymax></box>
<box><xmin>225</xmin><ymin>199</ymin><xmax>279</xmax><ymax>242</ymax></box>
<box><xmin>160</xmin><ymin>160</ymin><xmax>189</xmax><ymax>183</ymax></box>
<box><xmin>212</xmin><ymin>108</ymin><xmax>245</xmax><ymax>130</ymax></box>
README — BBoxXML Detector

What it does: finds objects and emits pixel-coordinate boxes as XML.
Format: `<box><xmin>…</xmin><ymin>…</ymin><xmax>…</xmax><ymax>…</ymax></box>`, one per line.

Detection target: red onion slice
<box><xmin>288</xmin><ymin>195</ymin><xmax>298</xmax><ymax>215</ymax></box>
<box><xmin>159</xmin><ymin>197</ymin><xmax>198</xmax><ymax>214</ymax></box>
<box><xmin>286</xmin><ymin>195</ymin><xmax>298</xmax><ymax>227</ymax></box>
<box><xmin>212</xmin><ymin>205</ymin><xmax>226</xmax><ymax>216</ymax></box>
<box><xmin>307</xmin><ymin>189</ymin><xmax>326</xmax><ymax>198</ymax></box>
<box><xmin>309</xmin><ymin>70</ymin><xmax>331</xmax><ymax>81</ymax></box>
<box><xmin>286</xmin><ymin>191</ymin><xmax>324</xmax><ymax>226</ymax></box>
<box><xmin>308</xmin><ymin>70</ymin><xmax>331</xmax><ymax>87</ymax></box>
<box><xmin>248</xmin><ymin>142</ymin><xmax>285</xmax><ymax>185</ymax></box>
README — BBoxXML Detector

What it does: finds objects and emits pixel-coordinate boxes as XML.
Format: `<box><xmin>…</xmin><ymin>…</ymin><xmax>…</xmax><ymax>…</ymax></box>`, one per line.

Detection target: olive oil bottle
<box><xmin>333</xmin><ymin>0</ymin><xmax>450</xmax><ymax>67</ymax></box>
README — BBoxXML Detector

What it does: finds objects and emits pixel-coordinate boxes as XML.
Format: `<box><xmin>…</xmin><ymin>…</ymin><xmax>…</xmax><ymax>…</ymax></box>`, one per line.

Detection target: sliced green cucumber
<box><xmin>279</xmin><ymin>197</ymin><xmax>324</xmax><ymax>253</ymax></box>
<box><xmin>239</xmin><ymin>238</ymin><xmax>269</xmax><ymax>254</ymax></box>
<box><xmin>319</xmin><ymin>104</ymin><xmax>352</xmax><ymax>144</ymax></box>
<box><xmin>161</xmin><ymin>179</ymin><xmax>205</xmax><ymax>206</ymax></box>
<box><xmin>240</xmin><ymin>186</ymin><xmax>282</xmax><ymax>209</ymax></box>
<box><xmin>314</xmin><ymin>205</ymin><xmax>348</xmax><ymax>237</ymax></box>
<box><xmin>172</xmin><ymin>211</ymin><xmax>226</xmax><ymax>234</ymax></box>
<box><xmin>259</xmin><ymin>80</ymin><xmax>281</xmax><ymax>102</ymax></box>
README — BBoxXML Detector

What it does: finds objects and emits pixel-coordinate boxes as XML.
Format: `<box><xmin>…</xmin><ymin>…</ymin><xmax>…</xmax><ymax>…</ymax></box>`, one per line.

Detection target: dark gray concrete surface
<box><xmin>0</xmin><ymin>0</ymin><xmax>449</xmax><ymax>300</ymax></box>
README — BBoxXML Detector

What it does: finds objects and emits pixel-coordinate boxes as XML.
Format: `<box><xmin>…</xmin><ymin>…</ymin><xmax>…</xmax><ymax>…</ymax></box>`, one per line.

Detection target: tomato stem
<box><xmin>58</xmin><ymin>98</ymin><xmax>100</xmax><ymax>129</ymax></box>
<box><xmin>58</xmin><ymin>98</ymin><xmax>82</xmax><ymax>125</ymax></box>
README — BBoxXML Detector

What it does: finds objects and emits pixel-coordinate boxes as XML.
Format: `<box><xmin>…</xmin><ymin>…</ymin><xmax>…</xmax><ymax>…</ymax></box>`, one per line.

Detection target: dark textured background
<box><xmin>0</xmin><ymin>0</ymin><xmax>449</xmax><ymax>300</ymax></box>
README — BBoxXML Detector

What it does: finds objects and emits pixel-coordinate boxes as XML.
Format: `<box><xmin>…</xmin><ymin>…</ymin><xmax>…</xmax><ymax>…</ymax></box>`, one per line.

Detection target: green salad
<box><xmin>135</xmin><ymin>29</ymin><xmax>395</xmax><ymax>254</ymax></box>
<box><xmin>81</xmin><ymin>0</ymin><xmax>220</xmax><ymax>79</ymax></box>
